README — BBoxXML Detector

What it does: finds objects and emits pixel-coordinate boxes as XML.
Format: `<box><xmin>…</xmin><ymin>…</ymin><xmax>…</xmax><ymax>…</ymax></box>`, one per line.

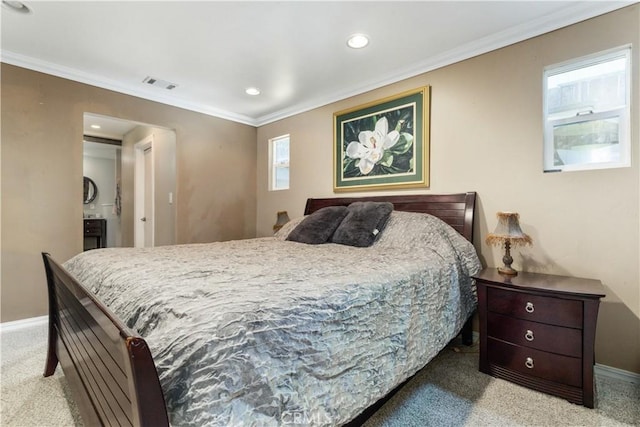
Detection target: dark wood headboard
<box><xmin>304</xmin><ymin>192</ymin><xmax>476</xmax><ymax>242</ymax></box>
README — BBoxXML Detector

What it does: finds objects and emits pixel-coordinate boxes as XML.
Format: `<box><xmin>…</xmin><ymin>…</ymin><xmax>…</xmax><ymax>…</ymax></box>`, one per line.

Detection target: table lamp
<box><xmin>273</xmin><ymin>211</ymin><xmax>290</xmax><ymax>233</ymax></box>
<box><xmin>486</xmin><ymin>211</ymin><xmax>532</xmax><ymax>276</ymax></box>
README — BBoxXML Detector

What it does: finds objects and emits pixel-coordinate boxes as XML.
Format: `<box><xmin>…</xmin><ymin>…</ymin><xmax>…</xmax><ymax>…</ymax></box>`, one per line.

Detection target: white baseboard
<box><xmin>0</xmin><ymin>315</ymin><xmax>48</xmax><ymax>333</ymax></box>
<box><xmin>595</xmin><ymin>363</ymin><xmax>640</xmax><ymax>384</ymax></box>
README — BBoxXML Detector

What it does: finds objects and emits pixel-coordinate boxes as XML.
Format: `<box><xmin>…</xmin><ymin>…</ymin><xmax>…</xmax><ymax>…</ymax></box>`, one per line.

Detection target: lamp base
<box><xmin>498</xmin><ymin>240</ymin><xmax>518</xmax><ymax>276</ymax></box>
<box><xmin>497</xmin><ymin>266</ymin><xmax>518</xmax><ymax>276</ymax></box>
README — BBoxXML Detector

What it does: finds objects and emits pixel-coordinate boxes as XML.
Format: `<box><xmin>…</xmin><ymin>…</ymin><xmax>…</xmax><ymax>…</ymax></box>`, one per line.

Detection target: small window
<box><xmin>269</xmin><ymin>135</ymin><xmax>290</xmax><ymax>190</ymax></box>
<box><xmin>543</xmin><ymin>46</ymin><xmax>631</xmax><ymax>172</ymax></box>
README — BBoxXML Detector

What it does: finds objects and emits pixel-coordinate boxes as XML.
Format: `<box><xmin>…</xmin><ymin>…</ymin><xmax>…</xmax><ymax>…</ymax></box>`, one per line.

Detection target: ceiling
<box><xmin>83</xmin><ymin>113</ymin><xmax>139</xmax><ymax>140</ymax></box>
<box><xmin>1</xmin><ymin>1</ymin><xmax>634</xmax><ymax>127</ymax></box>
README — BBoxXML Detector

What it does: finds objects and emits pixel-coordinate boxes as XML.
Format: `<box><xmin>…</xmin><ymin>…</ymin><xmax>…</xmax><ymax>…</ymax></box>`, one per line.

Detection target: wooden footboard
<box><xmin>42</xmin><ymin>252</ymin><xmax>168</xmax><ymax>427</ymax></box>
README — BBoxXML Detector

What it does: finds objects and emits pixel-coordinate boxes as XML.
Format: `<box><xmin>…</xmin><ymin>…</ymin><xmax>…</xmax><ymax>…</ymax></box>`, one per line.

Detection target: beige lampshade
<box><xmin>273</xmin><ymin>211</ymin><xmax>290</xmax><ymax>233</ymax></box>
<box><xmin>486</xmin><ymin>212</ymin><xmax>532</xmax><ymax>247</ymax></box>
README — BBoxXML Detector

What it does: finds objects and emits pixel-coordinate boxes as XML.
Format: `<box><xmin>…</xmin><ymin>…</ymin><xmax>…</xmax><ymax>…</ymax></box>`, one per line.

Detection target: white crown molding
<box><xmin>255</xmin><ymin>1</ymin><xmax>635</xmax><ymax>126</ymax></box>
<box><xmin>0</xmin><ymin>50</ymin><xmax>259</xmax><ymax>126</ymax></box>
<box><xmin>2</xmin><ymin>1</ymin><xmax>635</xmax><ymax>128</ymax></box>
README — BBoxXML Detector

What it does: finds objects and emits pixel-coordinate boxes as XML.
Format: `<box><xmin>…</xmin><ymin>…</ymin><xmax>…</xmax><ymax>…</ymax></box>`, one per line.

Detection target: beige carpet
<box><xmin>364</xmin><ymin>339</ymin><xmax>640</xmax><ymax>427</ymax></box>
<box><xmin>1</xmin><ymin>323</ymin><xmax>81</xmax><ymax>426</ymax></box>
<box><xmin>1</xmin><ymin>323</ymin><xmax>638</xmax><ymax>426</ymax></box>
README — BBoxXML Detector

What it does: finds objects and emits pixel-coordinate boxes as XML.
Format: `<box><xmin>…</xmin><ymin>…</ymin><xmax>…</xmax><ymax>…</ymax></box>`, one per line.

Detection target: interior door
<box><xmin>134</xmin><ymin>135</ymin><xmax>154</xmax><ymax>248</ymax></box>
<box><xmin>143</xmin><ymin>147</ymin><xmax>154</xmax><ymax>247</ymax></box>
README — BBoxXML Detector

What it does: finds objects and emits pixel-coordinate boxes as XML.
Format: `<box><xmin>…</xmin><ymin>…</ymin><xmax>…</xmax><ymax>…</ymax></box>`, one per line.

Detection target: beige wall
<box><xmin>1</xmin><ymin>64</ymin><xmax>257</xmax><ymax>322</ymax></box>
<box><xmin>257</xmin><ymin>6</ymin><xmax>640</xmax><ymax>373</ymax></box>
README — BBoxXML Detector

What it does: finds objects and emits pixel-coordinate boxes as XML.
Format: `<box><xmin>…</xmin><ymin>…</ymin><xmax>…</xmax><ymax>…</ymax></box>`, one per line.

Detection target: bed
<box><xmin>42</xmin><ymin>192</ymin><xmax>480</xmax><ymax>426</ymax></box>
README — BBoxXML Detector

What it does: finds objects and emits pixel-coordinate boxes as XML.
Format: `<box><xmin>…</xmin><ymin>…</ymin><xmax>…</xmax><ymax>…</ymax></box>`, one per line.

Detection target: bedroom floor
<box><xmin>1</xmin><ymin>324</ymin><xmax>638</xmax><ymax>426</ymax></box>
<box><xmin>364</xmin><ymin>337</ymin><xmax>639</xmax><ymax>427</ymax></box>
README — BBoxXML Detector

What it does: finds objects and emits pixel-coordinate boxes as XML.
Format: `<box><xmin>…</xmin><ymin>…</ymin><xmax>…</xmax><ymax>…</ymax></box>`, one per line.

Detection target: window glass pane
<box><xmin>547</xmin><ymin>57</ymin><xmax>626</xmax><ymax>119</ymax></box>
<box><xmin>274</xmin><ymin>167</ymin><xmax>289</xmax><ymax>189</ymax></box>
<box><xmin>553</xmin><ymin>117</ymin><xmax>620</xmax><ymax>167</ymax></box>
<box><xmin>274</xmin><ymin>138</ymin><xmax>289</xmax><ymax>165</ymax></box>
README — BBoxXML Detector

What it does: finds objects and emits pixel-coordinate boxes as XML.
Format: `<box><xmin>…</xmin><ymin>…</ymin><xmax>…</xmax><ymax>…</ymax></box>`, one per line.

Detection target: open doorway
<box><xmin>83</xmin><ymin>113</ymin><xmax>177</xmax><ymax>248</ymax></box>
<box><xmin>83</xmin><ymin>117</ymin><xmax>127</xmax><ymax>249</ymax></box>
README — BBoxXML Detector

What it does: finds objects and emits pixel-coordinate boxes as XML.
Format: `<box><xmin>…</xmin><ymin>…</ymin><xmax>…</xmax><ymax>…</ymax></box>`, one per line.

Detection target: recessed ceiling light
<box><xmin>90</xmin><ymin>124</ymin><xmax>101</xmax><ymax>129</ymax></box>
<box><xmin>347</xmin><ymin>33</ymin><xmax>369</xmax><ymax>49</ymax></box>
<box><xmin>1</xmin><ymin>0</ymin><xmax>32</xmax><ymax>14</ymax></box>
<box><xmin>245</xmin><ymin>87</ymin><xmax>261</xmax><ymax>96</ymax></box>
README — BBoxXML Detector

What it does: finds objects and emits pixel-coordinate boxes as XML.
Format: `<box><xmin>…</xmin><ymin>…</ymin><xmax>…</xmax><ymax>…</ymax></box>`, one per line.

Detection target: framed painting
<box><xmin>334</xmin><ymin>86</ymin><xmax>430</xmax><ymax>192</ymax></box>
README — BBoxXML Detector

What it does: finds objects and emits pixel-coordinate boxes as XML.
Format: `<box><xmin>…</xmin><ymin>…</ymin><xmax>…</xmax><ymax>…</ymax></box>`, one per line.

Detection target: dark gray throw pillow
<box><xmin>331</xmin><ymin>201</ymin><xmax>394</xmax><ymax>247</ymax></box>
<box><xmin>286</xmin><ymin>206</ymin><xmax>349</xmax><ymax>244</ymax></box>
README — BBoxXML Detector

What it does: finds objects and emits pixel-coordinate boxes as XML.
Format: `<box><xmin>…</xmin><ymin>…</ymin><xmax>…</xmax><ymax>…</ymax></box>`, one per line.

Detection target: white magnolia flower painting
<box><xmin>344</xmin><ymin>114</ymin><xmax>412</xmax><ymax>176</ymax></box>
<box><xmin>334</xmin><ymin>87</ymin><xmax>430</xmax><ymax>191</ymax></box>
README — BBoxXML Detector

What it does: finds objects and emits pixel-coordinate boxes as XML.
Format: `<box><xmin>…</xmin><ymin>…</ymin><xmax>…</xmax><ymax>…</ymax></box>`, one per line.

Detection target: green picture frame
<box><xmin>333</xmin><ymin>86</ymin><xmax>430</xmax><ymax>192</ymax></box>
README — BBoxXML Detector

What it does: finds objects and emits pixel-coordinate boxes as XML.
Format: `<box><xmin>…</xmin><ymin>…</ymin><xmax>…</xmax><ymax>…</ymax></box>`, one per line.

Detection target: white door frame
<box><xmin>134</xmin><ymin>135</ymin><xmax>154</xmax><ymax>248</ymax></box>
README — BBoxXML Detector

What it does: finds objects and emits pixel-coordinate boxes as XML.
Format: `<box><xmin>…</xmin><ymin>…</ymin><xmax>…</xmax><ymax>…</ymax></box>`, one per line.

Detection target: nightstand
<box><xmin>474</xmin><ymin>269</ymin><xmax>605</xmax><ymax>408</ymax></box>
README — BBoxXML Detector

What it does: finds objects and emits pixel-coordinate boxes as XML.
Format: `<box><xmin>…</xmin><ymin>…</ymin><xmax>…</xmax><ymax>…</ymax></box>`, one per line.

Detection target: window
<box><xmin>543</xmin><ymin>46</ymin><xmax>631</xmax><ymax>172</ymax></box>
<box><xmin>269</xmin><ymin>135</ymin><xmax>290</xmax><ymax>190</ymax></box>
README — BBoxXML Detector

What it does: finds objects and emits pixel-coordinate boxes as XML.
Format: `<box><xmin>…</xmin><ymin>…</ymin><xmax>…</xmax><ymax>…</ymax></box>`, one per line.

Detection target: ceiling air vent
<box><xmin>143</xmin><ymin>76</ymin><xmax>178</xmax><ymax>90</ymax></box>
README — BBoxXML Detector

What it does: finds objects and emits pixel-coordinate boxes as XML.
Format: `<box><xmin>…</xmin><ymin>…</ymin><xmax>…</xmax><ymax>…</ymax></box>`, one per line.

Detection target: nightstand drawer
<box><xmin>488</xmin><ymin>338</ymin><xmax>582</xmax><ymax>387</ymax></box>
<box><xmin>488</xmin><ymin>312</ymin><xmax>582</xmax><ymax>357</ymax></box>
<box><xmin>84</xmin><ymin>220</ymin><xmax>102</xmax><ymax>232</ymax></box>
<box><xmin>487</xmin><ymin>287</ymin><xmax>583</xmax><ymax>328</ymax></box>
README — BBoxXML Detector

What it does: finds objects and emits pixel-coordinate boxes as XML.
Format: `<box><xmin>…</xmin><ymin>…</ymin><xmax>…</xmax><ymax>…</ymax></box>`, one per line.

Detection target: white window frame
<box><xmin>543</xmin><ymin>45</ymin><xmax>631</xmax><ymax>172</ymax></box>
<box><xmin>269</xmin><ymin>134</ymin><xmax>290</xmax><ymax>191</ymax></box>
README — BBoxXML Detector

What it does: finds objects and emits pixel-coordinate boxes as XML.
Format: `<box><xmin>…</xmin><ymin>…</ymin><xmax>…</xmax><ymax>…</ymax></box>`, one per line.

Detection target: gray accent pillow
<box><xmin>286</xmin><ymin>206</ymin><xmax>349</xmax><ymax>244</ymax></box>
<box><xmin>331</xmin><ymin>202</ymin><xmax>394</xmax><ymax>247</ymax></box>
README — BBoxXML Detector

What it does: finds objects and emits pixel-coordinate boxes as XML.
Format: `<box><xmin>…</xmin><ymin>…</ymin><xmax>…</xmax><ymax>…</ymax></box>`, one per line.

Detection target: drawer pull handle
<box><xmin>525</xmin><ymin>330</ymin><xmax>534</xmax><ymax>341</ymax></box>
<box><xmin>525</xmin><ymin>302</ymin><xmax>534</xmax><ymax>313</ymax></box>
<box><xmin>525</xmin><ymin>357</ymin><xmax>534</xmax><ymax>369</ymax></box>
